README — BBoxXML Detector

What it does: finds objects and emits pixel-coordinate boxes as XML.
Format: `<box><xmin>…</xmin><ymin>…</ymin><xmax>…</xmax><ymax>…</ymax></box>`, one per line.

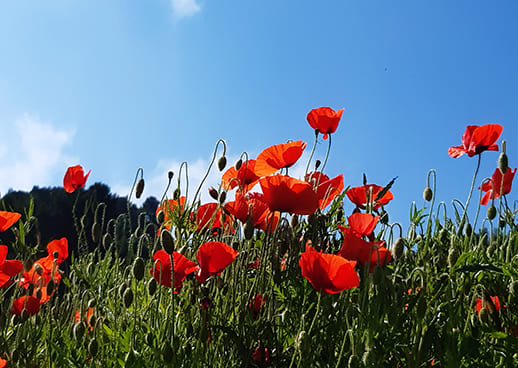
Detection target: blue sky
<box><xmin>0</xmin><ymin>1</ymin><xmax>517</xmax><ymax>231</ymax></box>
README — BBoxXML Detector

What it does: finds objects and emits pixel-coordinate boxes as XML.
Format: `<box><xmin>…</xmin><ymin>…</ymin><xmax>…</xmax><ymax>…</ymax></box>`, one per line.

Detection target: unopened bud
<box><xmin>423</xmin><ymin>186</ymin><xmax>433</xmax><ymax>202</ymax></box>
<box><xmin>234</xmin><ymin>158</ymin><xmax>243</xmax><ymax>171</ymax></box>
<box><xmin>132</xmin><ymin>257</ymin><xmax>145</xmax><ymax>281</ymax></box>
<box><xmin>498</xmin><ymin>142</ymin><xmax>508</xmax><ymax>174</ymax></box>
<box><xmin>315</xmin><ymin>160</ymin><xmax>321</xmax><ymax>170</ymax></box>
<box><xmin>168</xmin><ymin>171</ymin><xmax>174</xmax><ymax>180</ymax></box>
<box><xmin>88</xmin><ymin>338</ymin><xmax>99</xmax><ymax>356</ymax></box>
<box><xmin>91</xmin><ymin>222</ymin><xmax>101</xmax><ymax>243</ymax></box>
<box><xmin>208</xmin><ymin>187</ymin><xmax>219</xmax><ymax>200</ymax></box>
<box><xmin>123</xmin><ymin>288</ymin><xmax>134</xmax><ymax>308</ymax></box>
<box><xmin>147</xmin><ymin>277</ymin><xmax>157</xmax><ymax>296</ymax></box>
<box><xmin>160</xmin><ymin>229</ymin><xmax>175</xmax><ymax>254</ymax></box>
<box><xmin>218</xmin><ymin>156</ymin><xmax>227</xmax><ymax>171</ymax></box>
<box><xmin>53</xmin><ymin>251</ymin><xmax>59</xmax><ymax>259</ymax></box>
<box><xmin>218</xmin><ymin>191</ymin><xmax>227</xmax><ymax>204</ymax></box>
<box><xmin>464</xmin><ymin>222</ymin><xmax>472</xmax><ymax>237</ymax></box>
<box><xmin>73</xmin><ymin>322</ymin><xmax>86</xmax><ymax>341</ymax></box>
<box><xmin>290</xmin><ymin>215</ymin><xmax>299</xmax><ymax>229</ymax></box>
<box><xmin>243</xmin><ymin>219</ymin><xmax>254</xmax><ymax>240</ymax></box>
<box><xmin>487</xmin><ymin>205</ymin><xmax>497</xmax><ymax>220</ymax></box>
<box><xmin>156</xmin><ymin>210</ymin><xmax>165</xmax><ymax>224</ymax></box>
<box><xmin>392</xmin><ymin>238</ymin><xmax>405</xmax><ymax>260</ymax></box>
<box><xmin>136</xmin><ymin>178</ymin><xmax>145</xmax><ymax>199</ymax></box>
<box><xmin>47</xmin><ymin>280</ymin><xmax>56</xmax><ymax>296</ymax></box>
<box><xmin>173</xmin><ymin>188</ymin><xmax>181</xmax><ymax>200</ymax></box>
<box><xmin>34</xmin><ymin>263</ymin><xmax>44</xmax><ymax>275</ymax></box>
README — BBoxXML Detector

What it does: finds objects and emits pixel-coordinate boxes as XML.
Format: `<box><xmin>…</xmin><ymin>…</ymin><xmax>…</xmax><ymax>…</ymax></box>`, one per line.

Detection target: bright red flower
<box><xmin>337</xmin><ymin>226</ymin><xmax>392</xmax><ymax>272</ymax></box>
<box><xmin>479</xmin><ymin>167</ymin><xmax>516</xmax><ymax>205</ymax></box>
<box><xmin>347</xmin><ymin>213</ymin><xmax>379</xmax><ymax>238</ymax></box>
<box><xmin>63</xmin><ymin>165</ymin><xmax>91</xmax><ymax>193</ymax></box>
<box><xmin>260</xmin><ymin>174</ymin><xmax>320</xmax><ymax>215</ymax></box>
<box><xmin>0</xmin><ymin>211</ymin><xmax>21</xmax><ymax>232</ymax></box>
<box><xmin>194</xmin><ymin>202</ymin><xmax>234</xmax><ymax>234</ymax></box>
<box><xmin>0</xmin><ymin>245</ymin><xmax>23</xmax><ymax>288</ymax></box>
<box><xmin>306</xmin><ymin>172</ymin><xmax>344</xmax><ymax>209</ymax></box>
<box><xmin>11</xmin><ymin>296</ymin><xmax>41</xmax><ymax>316</ymax></box>
<box><xmin>224</xmin><ymin>192</ymin><xmax>280</xmax><ymax>232</ymax></box>
<box><xmin>307</xmin><ymin>107</ymin><xmax>344</xmax><ymax>140</ymax></box>
<box><xmin>150</xmin><ymin>250</ymin><xmax>198</xmax><ymax>291</ymax></box>
<box><xmin>0</xmin><ymin>357</ymin><xmax>6</xmax><ymax>368</ymax></box>
<box><xmin>74</xmin><ymin>307</ymin><xmax>95</xmax><ymax>331</ymax></box>
<box><xmin>346</xmin><ymin>184</ymin><xmax>393</xmax><ymax>210</ymax></box>
<box><xmin>255</xmin><ymin>141</ymin><xmax>307</xmax><ymax>177</ymax></box>
<box><xmin>448</xmin><ymin>124</ymin><xmax>503</xmax><ymax>158</ymax></box>
<box><xmin>221</xmin><ymin>159</ymin><xmax>261</xmax><ymax>192</ymax></box>
<box><xmin>196</xmin><ymin>241</ymin><xmax>238</xmax><ymax>283</ymax></box>
<box><xmin>299</xmin><ymin>245</ymin><xmax>359</xmax><ymax>294</ymax></box>
<box><xmin>475</xmin><ymin>296</ymin><xmax>501</xmax><ymax>315</ymax></box>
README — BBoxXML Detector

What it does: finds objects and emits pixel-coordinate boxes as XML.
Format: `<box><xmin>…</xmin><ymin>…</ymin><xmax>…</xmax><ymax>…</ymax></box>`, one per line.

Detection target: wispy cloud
<box><xmin>0</xmin><ymin>115</ymin><xmax>76</xmax><ymax>197</ymax></box>
<box><xmin>171</xmin><ymin>0</ymin><xmax>201</xmax><ymax>19</ymax></box>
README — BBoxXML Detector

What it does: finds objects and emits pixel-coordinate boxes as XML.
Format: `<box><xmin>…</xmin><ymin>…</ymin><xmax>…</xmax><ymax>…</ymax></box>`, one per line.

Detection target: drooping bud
<box><xmin>147</xmin><ymin>277</ymin><xmax>158</xmax><ymax>296</ymax></box>
<box><xmin>218</xmin><ymin>191</ymin><xmax>227</xmax><ymax>204</ymax></box>
<box><xmin>91</xmin><ymin>222</ymin><xmax>101</xmax><ymax>243</ymax></box>
<box><xmin>88</xmin><ymin>338</ymin><xmax>99</xmax><ymax>357</ymax></box>
<box><xmin>314</xmin><ymin>160</ymin><xmax>321</xmax><ymax>170</ymax></box>
<box><xmin>379</xmin><ymin>208</ymin><xmax>389</xmax><ymax>225</ymax></box>
<box><xmin>136</xmin><ymin>178</ymin><xmax>145</xmax><ymax>199</ymax></box>
<box><xmin>73</xmin><ymin>322</ymin><xmax>86</xmax><ymax>341</ymax></box>
<box><xmin>208</xmin><ymin>187</ymin><xmax>219</xmax><ymax>201</ymax></box>
<box><xmin>123</xmin><ymin>288</ymin><xmax>134</xmax><ymax>308</ymax></box>
<box><xmin>464</xmin><ymin>222</ymin><xmax>473</xmax><ymax>237</ymax></box>
<box><xmin>156</xmin><ymin>210</ymin><xmax>165</xmax><ymax>225</ymax></box>
<box><xmin>132</xmin><ymin>257</ymin><xmax>145</xmax><ymax>281</ymax></box>
<box><xmin>392</xmin><ymin>238</ymin><xmax>405</xmax><ymax>260</ymax></box>
<box><xmin>102</xmin><ymin>233</ymin><xmax>113</xmax><ymax>249</ymax></box>
<box><xmin>498</xmin><ymin>141</ymin><xmax>508</xmax><ymax>174</ymax></box>
<box><xmin>243</xmin><ymin>219</ymin><xmax>254</xmax><ymax>240</ymax></box>
<box><xmin>218</xmin><ymin>156</ymin><xmax>227</xmax><ymax>171</ymax></box>
<box><xmin>160</xmin><ymin>229</ymin><xmax>175</xmax><ymax>254</ymax></box>
<box><xmin>168</xmin><ymin>171</ymin><xmax>174</xmax><ymax>180</ymax></box>
<box><xmin>234</xmin><ymin>158</ymin><xmax>243</xmax><ymax>171</ymax></box>
<box><xmin>423</xmin><ymin>186</ymin><xmax>433</xmax><ymax>202</ymax></box>
<box><xmin>487</xmin><ymin>205</ymin><xmax>497</xmax><ymax>220</ymax></box>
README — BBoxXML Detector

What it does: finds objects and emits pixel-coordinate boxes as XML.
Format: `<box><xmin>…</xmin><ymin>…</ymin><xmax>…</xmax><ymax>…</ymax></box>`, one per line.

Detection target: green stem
<box><xmin>304</xmin><ymin>132</ymin><xmax>319</xmax><ymax>177</ymax></box>
<box><xmin>459</xmin><ymin>154</ymin><xmax>482</xmax><ymax>230</ymax></box>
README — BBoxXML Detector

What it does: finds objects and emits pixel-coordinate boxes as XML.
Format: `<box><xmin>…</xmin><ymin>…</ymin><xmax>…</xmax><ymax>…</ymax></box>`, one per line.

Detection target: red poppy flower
<box><xmin>225</xmin><ymin>192</ymin><xmax>280</xmax><ymax>232</ymax></box>
<box><xmin>448</xmin><ymin>124</ymin><xmax>503</xmax><ymax>158</ymax></box>
<box><xmin>221</xmin><ymin>159</ymin><xmax>261</xmax><ymax>192</ymax></box>
<box><xmin>260</xmin><ymin>174</ymin><xmax>320</xmax><ymax>215</ymax></box>
<box><xmin>475</xmin><ymin>296</ymin><xmax>501</xmax><ymax>315</ymax></box>
<box><xmin>0</xmin><ymin>357</ymin><xmax>6</xmax><ymax>368</ymax></box>
<box><xmin>150</xmin><ymin>250</ymin><xmax>198</xmax><ymax>291</ymax></box>
<box><xmin>252</xmin><ymin>347</ymin><xmax>271</xmax><ymax>363</ymax></box>
<box><xmin>307</xmin><ymin>107</ymin><xmax>344</xmax><ymax>140</ymax></box>
<box><xmin>196</xmin><ymin>241</ymin><xmax>238</xmax><ymax>283</ymax></box>
<box><xmin>0</xmin><ymin>245</ymin><xmax>23</xmax><ymax>288</ymax></box>
<box><xmin>479</xmin><ymin>167</ymin><xmax>516</xmax><ymax>205</ymax></box>
<box><xmin>337</xmin><ymin>226</ymin><xmax>392</xmax><ymax>272</ymax></box>
<box><xmin>255</xmin><ymin>141</ymin><xmax>307</xmax><ymax>177</ymax></box>
<box><xmin>347</xmin><ymin>213</ymin><xmax>379</xmax><ymax>238</ymax></box>
<box><xmin>63</xmin><ymin>165</ymin><xmax>91</xmax><ymax>193</ymax></box>
<box><xmin>299</xmin><ymin>245</ymin><xmax>359</xmax><ymax>294</ymax></box>
<box><xmin>74</xmin><ymin>307</ymin><xmax>95</xmax><ymax>331</ymax></box>
<box><xmin>0</xmin><ymin>211</ymin><xmax>21</xmax><ymax>232</ymax></box>
<box><xmin>248</xmin><ymin>294</ymin><xmax>265</xmax><ymax>319</ymax></box>
<box><xmin>306</xmin><ymin>172</ymin><xmax>344</xmax><ymax>209</ymax></box>
<box><xmin>11</xmin><ymin>296</ymin><xmax>41</xmax><ymax>316</ymax></box>
<box><xmin>346</xmin><ymin>184</ymin><xmax>393</xmax><ymax>210</ymax></box>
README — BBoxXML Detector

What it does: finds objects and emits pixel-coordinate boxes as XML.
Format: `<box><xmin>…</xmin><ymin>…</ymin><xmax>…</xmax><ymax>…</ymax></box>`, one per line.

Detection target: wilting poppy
<box><xmin>63</xmin><ymin>165</ymin><xmax>91</xmax><ymax>193</ymax></box>
<box><xmin>260</xmin><ymin>174</ymin><xmax>320</xmax><ymax>215</ymax></box>
<box><xmin>221</xmin><ymin>159</ymin><xmax>261</xmax><ymax>192</ymax></box>
<box><xmin>0</xmin><ymin>211</ymin><xmax>21</xmax><ymax>232</ymax></box>
<box><xmin>196</xmin><ymin>241</ymin><xmax>238</xmax><ymax>283</ymax></box>
<box><xmin>11</xmin><ymin>296</ymin><xmax>41</xmax><ymax>316</ymax></box>
<box><xmin>225</xmin><ymin>192</ymin><xmax>280</xmax><ymax>232</ymax></box>
<box><xmin>306</xmin><ymin>172</ymin><xmax>344</xmax><ymax>209</ymax></box>
<box><xmin>347</xmin><ymin>213</ymin><xmax>379</xmax><ymax>238</ymax></box>
<box><xmin>252</xmin><ymin>347</ymin><xmax>271</xmax><ymax>363</ymax></box>
<box><xmin>307</xmin><ymin>107</ymin><xmax>344</xmax><ymax>140</ymax></box>
<box><xmin>0</xmin><ymin>245</ymin><xmax>23</xmax><ymax>288</ymax></box>
<box><xmin>475</xmin><ymin>296</ymin><xmax>501</xmax><ymax>315</ymax></box>
<box><xmin>479</xmin><ymin>167</ymin><xmax>516</xmax><ymax>205</ymax></box>
<box><xmin>255</xmin><ymin>141</ymin><xmax>307</xmax><ymax>177</ymax></box>
<box><xmin>248</xmin><ymin>294</ymin><xmax>265</xmax><ymax>319</ymax></box>
<box><xmin>299</xmin><ymin>245</ymin><xmax>359</xmax><ymax>294</ymax></box>
<box><xmin>337</xmin><ymin>226</ymin><xmax>392</xmax><ymax>272</ymax></box>
<box><xmin>448</xmin><ymin>124</ymin><xmax>503</xmax><ymax>158</ymax></box>
<box><xmin>150</xmin><ymin>250</ymin><xmax>198</xmax><ymax>291</ymax></box>
<box><xmin>346</xmin><ymin>184</ymin><xmax>393</xmax><ymax>210</ymax></box>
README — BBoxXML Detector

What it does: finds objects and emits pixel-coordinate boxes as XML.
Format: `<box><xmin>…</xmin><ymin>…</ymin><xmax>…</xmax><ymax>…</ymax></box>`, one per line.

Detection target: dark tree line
<box><xmin>0</xmin><ymin>183</ymin><xmax>159</xmax><ymax>258</ymax></box>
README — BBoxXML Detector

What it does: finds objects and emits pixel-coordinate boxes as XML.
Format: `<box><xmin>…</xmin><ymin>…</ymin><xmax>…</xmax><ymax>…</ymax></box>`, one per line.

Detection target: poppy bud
<box><xmin>372</xmin><ymin>266</ymin><xmax>384</xmax><ymax>285</ymax></box>
<box><xmin>290</xmin><ymin>215</ymin><xmax>299</xmax><ymax>229</ymax></box>
<box><xmin>218</xmin><ymin>156</ymin><xmax>227</xmax><ymax>171</ymax></box>
<box><xmin>34</xmin><ymin>263</ymin><xmax>44</xmax><ymax>276</ymax></box>
<box><xmin>234</xmin><ymin>158</ymin><xmax>243</xmax><ymax>171</ymax></box>
<box><xmin>391</xmin><ymin>238</ymin><xmax>405</xmax><ymax>260</ymax></box>
<box><xmin>88</xmin><ymin>338</ymin><xmax>99</xmax><ymax>356</ymax></box>
<box><xmin>478</xmin><ymin>307</ymin><xmax>491</xmax><ymax>325</ymax></box>
<box><xmin>379</xmin><ymin>208</ymin><xmax>389</xmax><ymax>225</ymax></box>
<box><xmin>499</xmin><ymin>217</ymin><xmax>506</xmax><ymax>228</ymax></box>
<box><xmin>147</xmin><ymin>277</ymin><xmax>158</xmax><ymax>296</ymax></box>
<box><xmin>102</xmin><ymin>233</ymin><xmax>113</xmax><ymax>249</ymax></box>
<box><xmin>448</xmin><ymin>248</ymin><xmax>459</xmax><ymax>268</ymax></box>
<box><xmin>168</xmin><ymin>171</ymin><xmax>174</xmax><ymax>180</ymax></box>
<box><xmin>208</xmin><ymin>187</ymin><xmax>219</xmax><ymax>200</ymax></box>
<box><xmin>218</xmin><ymin>191</ymin><xmax>227</xmax><ymax>204</ymax></box>
<box><xmin>423</xmin><ymin>186</ymin><xmax>433</xmax><ymax>202</ymax></box>
<box><xmin>132</xmin><ymin>257</ymin><xmax>145</xmax><ymax>281</ymax></box>
<box><xmin>162</xmin><ymin>343</ymin><xmax>174</xmax><ymax>362</ymax></box>
<box><xmin>136</xmin><ymin>178</ymin><xmax>145</xmax><ymax>199</ymax></box>
<box><xmin>315</xmin><ymin>160</ymin><xmax>321</xmax><ymax>170</ymax></box>
<box><xmin>118</xmin><ymin>283</ymin><xmax>127</xmax><ymax>299</ymax></box>
<box><xmin>88</xmin><ymin>298</ymin><xmax>96</xmax><ymax>309</ymax></box>
<box><xmin>243</xmin><ymin>219</ymin><xmax>254</xmax><ymax>240</ymax></box>
<box><xmin>73</xmin><ymin>322</ymin><xmax>86</xmax><ymax>341</ymax></box>
<box><xmin>487</xmin><ymin>205</ymin><xmax>497</xmax><ymax>220</ymax></box>
<box><xmin>498</xmin><ymin>151</ymin><xmax>508</xmax><ymax>175</ymax></box>
<box><xmin>348</xmin><ymin>354</ymin><xmax>359</xmax><ymax>368</ymax></box>
<box><xmin>53</xmin><ymin>251</ymin><xmax>60</xmax><ymax>260</ymax></box>
<box><xmin>160</xmin><ymin>229</ymin><xmax>175</xmax><ymax>254</ymax></box>
<box><xmin>91</xmin><ymin>222</ymin><xmax>101</xmax><ymax>243</ymax></box>
<box><xmin>123</xmin><ymin>288</ymin><xmax>134</xmax><ymax>308</ymax></box>
<box><xmin>173</xmin><ymin>188</ymin><xmax>181</xmax><ymax>200</ymax></box>
<box><xmin>464</xmin><ymin>223</ymin><xmax>472</xmax><ymax>237</ymax></box>
<box><xmin>35</xmin><ymin>288</ymin><xmax>42</xmax><ymax>300</ymax></box>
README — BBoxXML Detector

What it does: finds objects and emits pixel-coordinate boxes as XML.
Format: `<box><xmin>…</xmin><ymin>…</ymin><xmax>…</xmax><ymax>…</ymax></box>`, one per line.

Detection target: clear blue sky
<box><xmin>1</xmin><ymin>1</ymin><xmax>517</xmax><ymax>232</ymax></box>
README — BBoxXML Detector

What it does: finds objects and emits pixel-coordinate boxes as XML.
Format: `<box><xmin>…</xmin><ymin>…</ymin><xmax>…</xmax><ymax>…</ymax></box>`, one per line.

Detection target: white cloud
<box><xmin>0</xmin><ymin>115</ymin><xmax>76</xmax><ymax>197</ymax></box>
<box><xmin>171</xmin><ymin>0</ymin><xmax>201</xmax><ymax>19</ymax></box>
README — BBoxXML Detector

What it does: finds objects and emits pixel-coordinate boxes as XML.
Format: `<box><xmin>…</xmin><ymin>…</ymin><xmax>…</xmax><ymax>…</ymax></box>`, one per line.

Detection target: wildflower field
<box><xmin>0</xmin><ymin>108</ymin><xmax>517</xmax><ymax>367</ymax></box>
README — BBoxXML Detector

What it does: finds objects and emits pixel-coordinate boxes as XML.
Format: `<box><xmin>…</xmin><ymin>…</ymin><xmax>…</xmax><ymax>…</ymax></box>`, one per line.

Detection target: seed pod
<box><xmin>88</xmin><ymin>338</ymin><xmax>99</xmax><ymax>356</ymax></box>
<box><xmin>234</xmin><ymin>158</ymin><xmax>242</xmax><ymax>170</ymax></box>
<box><xmin>148</xmin><ymin>277</ymin><xmax>158</xmax><ymax>296</ymax></box>
<box><xmin>136</xmin><ymin>178</ymin><xmax>145</xmax><ymax>199</ymax></box>
<box><xmin>423</xmin><ymin>186</ymin><xmax>433</xmax><ymax>202</ymax></box>
<box><xmin>132</xmin><ymin>257</ymin><xmax>145</xmax><ymax>281</ymax></box>
<box><xmin>498</xmin><ymin>151</ymin><xmax>508</xmax><ymax>175</ymax></box>
<box><xmin>208</xmin><ymin>187</ymin><xmax>219</xmax><ymax>200</ymax></box>
<box><xmin>392</xmin><ymin>238</ymin><xmax>405</xmax><ymax>260</ymax></box>
<box><xmin>91</xmin><ymin>222</ymin><xmax>101</xmax><ymax>243</ymax></box>
<box><xmin>160</xmin><ymin>229</ymin><xmax>175</xmax><ymax>254</ymax></box>
<box><xmin>73</xmin><ymin>322</ymin><xmax>86</xmax><ymax>341</ymax></box>
<box><xmin>218</xmin><ymin>156</ymin><xmax>227</xmax><ymax>171</ymax></box>
<box><xmin>123</xmin><ymin>288</ymin><xmax>134</xmax><ymax>308</ymax></box>
<box><xmin>487</xmin><ymin>205</ymin><xmax>497</xmax><ymax>220</ymax></box>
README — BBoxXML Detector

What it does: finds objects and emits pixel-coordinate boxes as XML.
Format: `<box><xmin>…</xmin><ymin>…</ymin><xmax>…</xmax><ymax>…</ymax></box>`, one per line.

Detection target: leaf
<box><xmin>486</xmin><ymin>331</ymin><xmax>508</xmax><ymax>339</ymax></box>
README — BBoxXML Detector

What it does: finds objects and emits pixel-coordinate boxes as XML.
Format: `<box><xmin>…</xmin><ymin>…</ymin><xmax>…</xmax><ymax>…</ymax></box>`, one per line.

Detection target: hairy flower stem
<box><xmin>423</xmin><ymin>169</ymin><xmax>436</xmax><ymax>251</ymax></box>
<box><xmin>304</xmin><ymin>132</ymin><xmax>319</xmax><ymax>177</ymax></box>
<box><xmin>126</xmin><ymin>167</ymin><xmax>143</xmax><ymax>233</ymax></box>
<box><xmin>193</xmin><ymin>139</ymin><xmax>226</xmax><ymax>204</ymax></box>
<box><xmin>459</xmin><ymin>154</ymin><xmax>481</xmax><ymax>235</ymax></box>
